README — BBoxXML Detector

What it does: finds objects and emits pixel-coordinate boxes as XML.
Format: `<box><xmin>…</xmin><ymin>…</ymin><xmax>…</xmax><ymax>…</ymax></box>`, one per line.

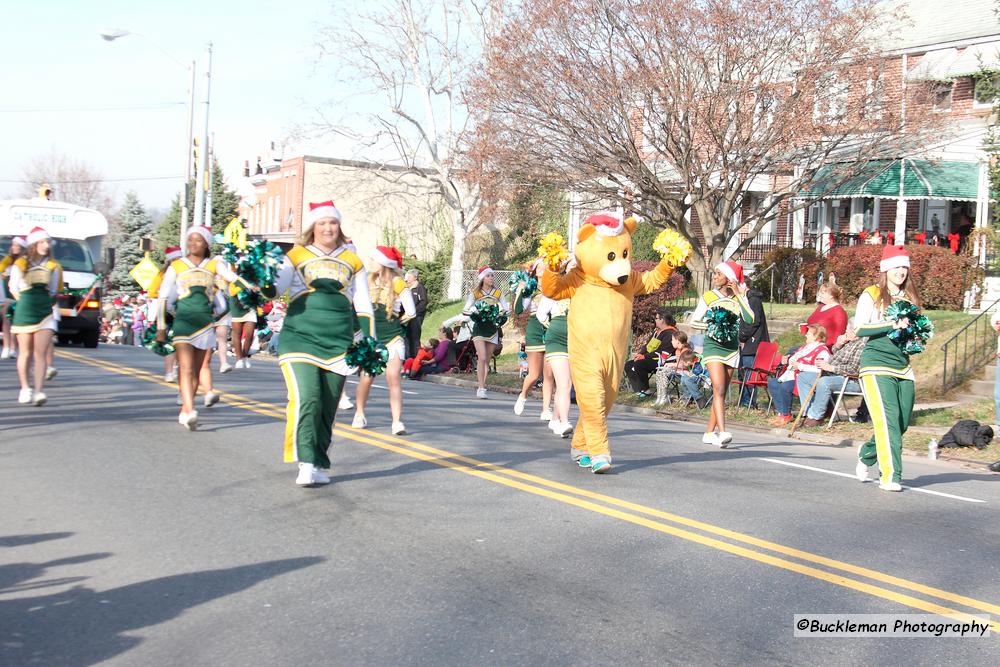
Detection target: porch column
<box><xmin>894</xmin><ymin>161</ymin><xmax>907</xmax><ymax>242</ymax></box>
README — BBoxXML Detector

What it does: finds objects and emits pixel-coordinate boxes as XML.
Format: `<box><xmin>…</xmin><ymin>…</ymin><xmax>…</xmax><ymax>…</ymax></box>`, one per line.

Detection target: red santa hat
<box><xmin>584</xmin><ymin>212</ymin><xmax>625</xmax><ymax>237</ymax></box>
<box><xmin>26</xmin><ymin>226</ymin><xmax>50</xmax><ymax>246</ymax></box>
<box><xmin>880</xmin><ymin>245</ymin><xmax>910</xmax><ymax>272</ymax></box>
<box><xmin>715</xmin><ymin>260</ymin><xmax>744</xmax><ymax>286</ymax></box>
<box><xmin>371</xmin><ymin>245</ymin><xmax>403</xmax><ymax>270</ymax></box>
<box><xmin>187</xmin><ymin>225</ymin><xmax>213</xmax><ymax>247</ymax></box>
<box><xmin>164</xmin><ymin>245</ymin><xmax>183</xmax><ymax>261</ymax></box>
<box><xmin>11</xmin><ymin>236</ymin><xmax>26</xmax><ymax>248</ymax></box>
<box><xmin>477</xmin><ymin>266</ymin><xmax>494</xmax><ymax>281</ymax></box>
<box><xmin>305</xmin><ymin>200</ymin><xmax>342</xmax><ymax>234</ymax></box>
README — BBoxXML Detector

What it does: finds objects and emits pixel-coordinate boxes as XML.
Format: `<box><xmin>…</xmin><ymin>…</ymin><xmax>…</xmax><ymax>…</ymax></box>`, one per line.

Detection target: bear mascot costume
<box><xmin>541</xmin><ymin>213</ymin><xmax>689</xmax><ymax>473</ymax></box>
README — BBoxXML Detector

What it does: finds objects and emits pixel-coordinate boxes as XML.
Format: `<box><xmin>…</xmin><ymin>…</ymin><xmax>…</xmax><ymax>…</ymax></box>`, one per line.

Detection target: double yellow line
<box><xmin>57</xmin><ymin>349</ymin><xmax>1000</xmax><ymax>629</ymax></box>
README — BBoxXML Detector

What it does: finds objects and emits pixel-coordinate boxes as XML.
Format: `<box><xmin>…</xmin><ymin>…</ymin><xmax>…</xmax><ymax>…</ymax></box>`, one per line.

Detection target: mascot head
<box><xmin>575</xmin><ymin>213</ymin><xmax>637</xmax><ymax>286</ymax></box>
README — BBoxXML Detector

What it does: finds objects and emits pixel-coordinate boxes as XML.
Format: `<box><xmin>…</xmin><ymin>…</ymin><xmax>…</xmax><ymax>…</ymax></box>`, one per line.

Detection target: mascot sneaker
<box><xmin>577</xmin><ymin>456</ymin><xmax>592</xmax><ymax>468</ymax></box>
<box><xmin>590</xmin><ymin>455</ymin><xmax>612</xmax><ymax>474</ymax></box>
<box><xmin>514</xmin><ymin>395</ymin><xmax>526</xmax><ymax>415</ymax></box>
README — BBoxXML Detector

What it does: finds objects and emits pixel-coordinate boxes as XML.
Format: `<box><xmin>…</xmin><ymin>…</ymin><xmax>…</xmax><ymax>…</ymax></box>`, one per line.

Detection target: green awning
<box><xmin>800</xmin><ymin>159</ymin><xmax>983</xmax><ymax>201</ymax></box>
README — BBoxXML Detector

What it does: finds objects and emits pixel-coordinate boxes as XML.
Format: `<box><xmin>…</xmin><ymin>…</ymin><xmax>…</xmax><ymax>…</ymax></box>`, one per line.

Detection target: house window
<box><xmin>974</xmin><ymin>73</ymin><xmax>1000</xmax><ymax>107</ymax></box>
<box><xmin>814</xmin><ymin>75</ymin><xmax>848</xmax><ymax>122</ymax></box>
<box><xmin>933</xmin><ymin>82</ymin><xmax>953</xmax><ymax>112</ymax></box>
<box><xmin>807</xmin><ymin>202</ymin><xmax>822</xmax><ymax>234</ymax></box>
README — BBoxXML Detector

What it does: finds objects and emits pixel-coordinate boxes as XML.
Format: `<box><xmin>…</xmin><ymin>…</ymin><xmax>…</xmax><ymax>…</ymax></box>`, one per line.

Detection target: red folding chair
<box><xmin>736</xmin><ymin>341</ymin><xmax>781</xmax><ymax>413</ymax></box>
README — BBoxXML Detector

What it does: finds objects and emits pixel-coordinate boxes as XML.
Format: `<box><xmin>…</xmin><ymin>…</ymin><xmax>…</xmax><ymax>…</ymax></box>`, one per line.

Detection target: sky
<box><xmin>0</xmin><ymin>0</ymin><xmax>359</xmax><ymax>212</ymax></box>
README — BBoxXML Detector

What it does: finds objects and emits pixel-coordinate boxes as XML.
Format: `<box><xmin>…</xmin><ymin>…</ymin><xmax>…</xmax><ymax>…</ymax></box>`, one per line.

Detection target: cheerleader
<box><xmin>689</xmin><ymin>261</ymin><xmax>754</xmax><ymax>448</ymax></box>
<box><xmin>228</xmin><ymin>279</ymin><xmax>257</xmax><ymax>369</ymax></box>
<box><xmin>354</xmin><ymin>245</ymin><xmax>415</xmax><ymax>435</ymax></box>
<box><xmin>463</xmin><ymin>266</ymin><xmax>509</xmax><ymax>399</ymax></box>
<box><xmin>1</xmin><ymin>236</ymin><xmax>26</xmax><ymax>359</ymax></box>
<box><xmin>270</xmin><ymin>200</ymin><xmax>375</xmax><ymax>487</ymax></box>
<box><xmin>512</xmin><ymin>260</ymin><xmax>554</xmax><ymax>421</ymax></box>
<box><xmin>853</xmin><ymin>245</ymin><xmax>920</xmax><ymax>492</ymax></box>
<box><xmin>212</xmin><ymin>261</ymin><xmax>234</xmax><ymax>374</ymax></box>
<box><xmin>537</xmin><ymin>295</ymin><xmax>574</xmax><ymax>440</ymax></box>
<box><xmin>156</xmin><ymin>226</ymin><xmax>241</xmax><ymax>430</ymax></box>
<box><xmin>9</xmin><ymin>227</ymin><xmax>61</xmax><ymax>406</ymax></box>
<box><xmin>147</xmin><ymin>245</ymin><xmax>183</xmax><ymax>382</ymax></box>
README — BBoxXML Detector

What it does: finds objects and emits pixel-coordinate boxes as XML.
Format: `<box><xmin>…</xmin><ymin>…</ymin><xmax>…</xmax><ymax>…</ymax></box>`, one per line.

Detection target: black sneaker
<box><xmin>988</xmin><ymin>461</ymin><xmax>1000</xmax><ymax>473</ymax></box>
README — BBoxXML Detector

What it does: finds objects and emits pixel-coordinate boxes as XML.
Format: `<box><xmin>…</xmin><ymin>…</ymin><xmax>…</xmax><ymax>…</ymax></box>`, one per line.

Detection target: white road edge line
<box><xmin>760</xmin><ymin>458</ymin><xmax>987</xmax><ymax>504</ymax></box>
<box><xmin>344</xmin><ymin>379</ymin><xmax>419</xmax><ymax>395</ymax></box>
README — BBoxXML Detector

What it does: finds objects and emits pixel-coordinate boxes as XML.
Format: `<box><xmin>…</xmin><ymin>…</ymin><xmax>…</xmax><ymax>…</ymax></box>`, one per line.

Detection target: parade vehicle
<box><xmin>0</xmin><ymin>197</ymin><xmax>113</xmax><ymax>348</ymax></box>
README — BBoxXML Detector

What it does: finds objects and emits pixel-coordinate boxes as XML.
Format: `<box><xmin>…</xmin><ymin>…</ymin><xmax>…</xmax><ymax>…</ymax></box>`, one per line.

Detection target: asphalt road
<box><xmin>2</xmin><ymin>345</ymin><xmax>999</xmax><ymax>666</ymax></box>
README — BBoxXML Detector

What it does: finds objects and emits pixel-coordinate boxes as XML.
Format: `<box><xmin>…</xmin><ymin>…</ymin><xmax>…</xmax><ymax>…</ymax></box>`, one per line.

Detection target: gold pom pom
<box><xmin>652</xmin><ymin>229</ymin><xmax>692</xmax><ymax>268</ymax></box>
<box><xmin>538</xmin><ymin>232</ymin><xmax>570</xmax><ymax>272</ymax></box>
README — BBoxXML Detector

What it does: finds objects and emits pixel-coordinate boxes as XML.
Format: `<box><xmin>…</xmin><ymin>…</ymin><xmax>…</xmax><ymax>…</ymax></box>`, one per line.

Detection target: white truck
<box><xmin>0</xmin><ymin>198</ymin><xmax>113</xmax><ymax>348</ymax></box>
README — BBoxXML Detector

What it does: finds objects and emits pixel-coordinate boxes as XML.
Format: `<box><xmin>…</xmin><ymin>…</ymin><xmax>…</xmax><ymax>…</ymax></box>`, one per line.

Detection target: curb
<box><xmin>418</xmin><ymin>374</ymin><xmax>996</xmax><ymax>470</ymax></box>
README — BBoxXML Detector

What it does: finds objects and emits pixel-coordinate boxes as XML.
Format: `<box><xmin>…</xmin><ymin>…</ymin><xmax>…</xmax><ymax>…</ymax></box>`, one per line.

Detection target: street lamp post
<box><xmin>192</xmin><ymin>43</ymin><xmax>213</xmax><ymax>233</ymax></box>
<box><xmin>100</xmin><ymin>28</ymin><xmax>197</xmax><ymax>250</ymax></box>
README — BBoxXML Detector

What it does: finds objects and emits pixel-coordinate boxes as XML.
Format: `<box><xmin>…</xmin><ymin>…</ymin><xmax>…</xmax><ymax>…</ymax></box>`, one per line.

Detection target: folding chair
<box><xmin>735</xmin><ymin>342</ymin><xmax>781</xmax><ymax>413</ymax></box>
<box><xmin>826</xmin><ymin>374</ymin><xmax>864</xmax><ymax>428</ymax></box>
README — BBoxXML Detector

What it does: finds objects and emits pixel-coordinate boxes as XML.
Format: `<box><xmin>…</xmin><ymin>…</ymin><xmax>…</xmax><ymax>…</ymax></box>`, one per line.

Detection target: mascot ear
<box><xmin>624</xmin><ymin>217</ymin><xmax>638</xmax><ymax>233</ymax></box>
<box><xmin>578</xmin><ymin>225</ymin><xmax>596</xmax><ymax>244</ymax></box>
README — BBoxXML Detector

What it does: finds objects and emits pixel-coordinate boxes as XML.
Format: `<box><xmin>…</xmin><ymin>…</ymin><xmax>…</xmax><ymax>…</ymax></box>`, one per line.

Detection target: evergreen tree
<box><xmin>153</xmin><ymin>160</ymin><xmax>240</xmax><ymax>258</ymax></box>
<box><xmin>108</xmin><ymin>191</ymin><xmax>154</xmax><ymax>294</ymax></box>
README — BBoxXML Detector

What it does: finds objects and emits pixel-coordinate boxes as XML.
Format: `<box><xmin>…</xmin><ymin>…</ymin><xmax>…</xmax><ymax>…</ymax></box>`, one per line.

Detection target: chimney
<box><xmin>255</xmin><ymin>156</ymin><xmax>263</xmax><ymax>176</ymax></box>
<box><xmin>243</xmin><ymin>160</ymin><xmax>250</xmax><ymax>178</ymax></box>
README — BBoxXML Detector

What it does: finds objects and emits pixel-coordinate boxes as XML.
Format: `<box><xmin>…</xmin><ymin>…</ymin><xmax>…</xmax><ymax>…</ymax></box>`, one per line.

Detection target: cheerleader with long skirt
<box><xmin>1</xmin><ymin>236</ymin><xmax>26</xmax><ymax>359</ymax></box>
<box><xmin>9</xmin><ymin>227</ymin><xmax>61</xmax><ymax>406</ymax></box>
<box><xmin>853</xmin><ymin>245</ymin><xmax>921</xmax><ymax>492</ymax></box>
<box><xmin>147</xmin><ymin>246</ymin><xmax>183</xmax><ymax>382</ymax></box>
<box><xmin>156</xmin><ymin>226</ymin><xmax>241</xmax><ymax>430</ymax></box>
<box><xmin>512</xmin><ymin>259</ymin><xmax>554</xmax><ymax>421</ymax></box>
<box><xmin>689</xmin><ymin>261</ymin><xmax>754</xmax><ymax>448</ymax></box>
<box><xmin>536</xmin><ymin>295</ymin><xmax>574</xmax><ymax>440</ymax></box>
<box><xmin>463</xmin><ymin>266</ymin><xmax>509</xmax><ymax>399</ymax></box>
<box><xmin>269</xmin><ymin>200</ymin><xmax>376</xmax><ymax>487</ymax></box>
<box><xmin>354</xmin><ymin>245</ymin><xmax>415</xmax><ymax>435</ymax></box>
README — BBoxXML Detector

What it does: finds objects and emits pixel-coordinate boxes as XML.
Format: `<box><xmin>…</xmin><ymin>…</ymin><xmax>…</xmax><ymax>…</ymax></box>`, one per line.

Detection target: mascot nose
<box><xmin>617</xmin><ymin>275</ymin><xmax>627</xmax><ymax>285</ymax></box>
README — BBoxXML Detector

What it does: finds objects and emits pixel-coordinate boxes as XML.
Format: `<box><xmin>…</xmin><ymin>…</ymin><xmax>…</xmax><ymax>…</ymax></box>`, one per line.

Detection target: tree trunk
<box><xmin>446</xmin><ymin>216</ymin><xmax>467</xmax><ymax>300</ymax></box>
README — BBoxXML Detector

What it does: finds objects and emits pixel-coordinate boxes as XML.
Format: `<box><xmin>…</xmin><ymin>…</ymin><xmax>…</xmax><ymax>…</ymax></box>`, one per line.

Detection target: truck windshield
<box><xmin>0</xmin><ymin>236</ymin><xmax>94</xmax><ymax>273</ymax></box>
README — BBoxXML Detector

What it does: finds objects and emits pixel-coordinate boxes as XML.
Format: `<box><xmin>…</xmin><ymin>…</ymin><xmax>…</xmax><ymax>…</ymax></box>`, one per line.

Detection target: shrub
<box><xmin>752</xmin><ymin>247</ymin><xmax>822</xmax><ymax>303</ymax></box>
<box><xmin>825</xmin><ymin>244</ymin><xmax>979</xmax><ymax>310</ymax></box>
<box><xmin>630</xmin><ymin>264</ymin><xmax>686</xmax><ymax>349</ymax></box>
<box><xmin>404</xmin><ymin>246</ymin><xmax>451</xmax><ymax>313</ymax></box>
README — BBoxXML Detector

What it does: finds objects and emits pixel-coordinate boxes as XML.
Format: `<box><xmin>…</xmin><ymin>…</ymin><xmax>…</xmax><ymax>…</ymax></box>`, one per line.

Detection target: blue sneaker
<box><xmin>591</xmin><ymin>456</ymin><xmax>612</xmax><ymax>474</ymax></box>
<box><xmin>576</xmin><ymin>455</ymin><xmax>592</xmax><ymax>468</ymax></box>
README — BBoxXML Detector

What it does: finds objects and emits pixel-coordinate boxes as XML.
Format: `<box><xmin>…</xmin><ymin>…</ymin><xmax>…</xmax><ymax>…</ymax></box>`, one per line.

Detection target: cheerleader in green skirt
<box><xmin>463</xmin><ymin>266</ymin><xmax>509</xmax><ymax>399</ymax></box>
<box><xmin>689</xmin><ymin>261</ymin><xmax>754</xmax><ymax>448</ymax></box>
<box><xmin>1</xmin><ymin>235</ymin><xmax>26</xmax><ymax>360</ymax></box>
<box><xmin>9</xmin><ymin>227</ymin><xmax>60</xmax><ymax>406</ymax></box>
<box><xmin>538</xmin><ymin>295</ymin><xmax>573</xmax><ymax>439</ymax></box>
<box><xmin>513</xmin><ymin>259</ymin><xmax>554</xmax><ymax>420</ymax></box>
<box><xmin>228</xmin><ymin>279</ymin><xmax>257</xmax><ymax>369</ymax></box>
<box><xmin>354</xmin><ymin>245</ymin><xmax>415</xmax><ymax>436</ymax></box>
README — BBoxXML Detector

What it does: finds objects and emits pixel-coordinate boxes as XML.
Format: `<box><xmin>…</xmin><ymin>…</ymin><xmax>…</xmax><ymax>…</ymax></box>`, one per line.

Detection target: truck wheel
<box><xmin>82</xmin><ymin>329</ymin><xmax>100</xmax><ymax>349</ymax></box>
<box><xmin>57</xmin><ymin>335</ymin><xmax>72</xmax><ymax>346</ymax></box>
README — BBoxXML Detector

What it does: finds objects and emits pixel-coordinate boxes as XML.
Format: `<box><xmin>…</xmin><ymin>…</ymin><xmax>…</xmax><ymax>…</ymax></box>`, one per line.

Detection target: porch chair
<box><xmin>826</xmin><ymin>374</ymin><xmax>865</xmax><ymax>429</ymax></box>
<box><xmin>734</xmin><ymin>342</ymin><xmax>781</xmax><ymax>413</ymax></box>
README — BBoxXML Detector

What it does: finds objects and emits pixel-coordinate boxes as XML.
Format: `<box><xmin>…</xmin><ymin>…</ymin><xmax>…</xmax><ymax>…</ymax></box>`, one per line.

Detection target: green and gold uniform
<box><xmin>158</xmin><ymin>257</ymin><xmax>238</xmax><ymax>349</ymax></box>
<box><xmin>9</xmin><ymin>256</ymin><xmax>62</xmax><ymax>334</ymax></box>
<box><xmin>371</xmin><ymin>275</ymin><xmax>415</xmax><ymax>361</ymax></box>
<box><xmin>690</xmin><ymin>289</ymin><xmax>754</xmax><ymax>367</ymax></box>
<box><xmin>463</xmin><ymin>286</ymin><xmax>509</xmax><ymax>344</ymax></box>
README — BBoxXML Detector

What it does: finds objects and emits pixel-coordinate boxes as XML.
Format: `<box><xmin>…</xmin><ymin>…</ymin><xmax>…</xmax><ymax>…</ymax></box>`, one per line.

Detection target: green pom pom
<box><xmin>508</xmin><ymin>270</ymin><xmax>538</xmax><ymax>299</ymax></box>
<box><xmin>470</xmin><ymin>300</ymin><xmax>508</xmax><ymax>328</ymax></box>
<box><xmin>346</xmin><ymin>335</ymin><xmax>390</xmax><ymax>376</ymax></box>
<box><xmin>142</xmin><ymin>323</ymin><xmax>175</xmax><ymax>357</ymax></box>
<box><xmin>886</xmin><ymin>300</ymin><xmax>933</xmax><ymax>355</ymax></box>
<box><xmin>705</xmin><ymin>306</ymin><xmax>739</xmax><ymax>343</ymax></box>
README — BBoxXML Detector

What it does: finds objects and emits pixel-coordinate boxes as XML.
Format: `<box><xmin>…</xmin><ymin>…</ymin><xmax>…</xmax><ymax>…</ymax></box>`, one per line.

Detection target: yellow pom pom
<box><xmin>538</xmin><ymin>232</ymin><xmax>570</xmax><ymax>272</ymax></box>
<box><xmin>652</xmin><ymin>229</ymin><xmax>692</xmax><ymax>268</ymax></box>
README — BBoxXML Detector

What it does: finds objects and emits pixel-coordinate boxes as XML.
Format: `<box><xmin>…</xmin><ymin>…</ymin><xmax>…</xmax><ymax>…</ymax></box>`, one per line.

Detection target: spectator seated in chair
<box><xmin>766</xmin><ymin>325</ymin><xmax>830</xmax><ymax>426</ymax></box>
<box><xmin>676</xmin><ymin>350</ymin><xmax>710</xmax><ymax>407</ymax></box>
<box><xmin>624</xmin><ymin>308</ymin><xmax>677</xmax><ymax>398</ymax></box>
<box><xmin>800</xmin><ymin>331</ymin><xmax>866</xmax><ymax>427</ymax></box>
<box><xmin>653</xmin><ymin>331</ymin><xmax>690</xmax><ymax>406</ymax></box>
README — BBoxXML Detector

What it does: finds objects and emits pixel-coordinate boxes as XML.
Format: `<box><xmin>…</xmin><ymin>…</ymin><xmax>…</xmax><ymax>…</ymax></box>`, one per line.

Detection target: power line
<box><xmin>0</xmin><ymin>103</ymin><xmax>185</xmax><ymax>113</ymax></box>
<box><xmin>0</xmin><ymin>175</ymin><xmax>183</xmax><ymax>184</ymax></box>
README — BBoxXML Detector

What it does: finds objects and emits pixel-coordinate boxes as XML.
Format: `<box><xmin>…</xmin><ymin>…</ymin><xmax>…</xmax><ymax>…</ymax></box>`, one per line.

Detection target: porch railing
<box><xmin>940</xmin><ymin>295</ymin><xmax>1000</xmax><ymax>394</ymax></box>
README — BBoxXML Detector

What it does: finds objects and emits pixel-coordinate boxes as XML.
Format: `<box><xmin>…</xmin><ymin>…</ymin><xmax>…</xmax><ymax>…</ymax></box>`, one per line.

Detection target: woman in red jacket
<box><xmin>805</xmin><ymin>283</ymin><xmax>848</xmax><ymax>349</ymax></box>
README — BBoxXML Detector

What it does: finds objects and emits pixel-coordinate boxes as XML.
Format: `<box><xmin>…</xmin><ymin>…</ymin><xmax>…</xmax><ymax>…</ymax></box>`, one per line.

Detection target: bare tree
<box><xmin>315</xmin><ymin>0</ymin><xmax>501</xmax><ymax>298</ymax></box>
<box><xmin>473</xmin><ymin>0</ymin><xmax>949</xmax><ymax>275</ymax></box>
<box><xmin>19</xmin><ymin>150</ymin><xmax>116</xmax><ymax>217</ymax></box>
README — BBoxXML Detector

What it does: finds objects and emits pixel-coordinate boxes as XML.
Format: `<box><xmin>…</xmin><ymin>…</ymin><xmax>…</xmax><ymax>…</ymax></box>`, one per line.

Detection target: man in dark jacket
<box><xmin>737</xmin><ymin>286</ymin><xmax>769</xmax><ymax>407</ymax></box>
<box><xmin>405</xmin><ymin>269</ymin><xmax>428</xmax><ymax>359</ymax></box>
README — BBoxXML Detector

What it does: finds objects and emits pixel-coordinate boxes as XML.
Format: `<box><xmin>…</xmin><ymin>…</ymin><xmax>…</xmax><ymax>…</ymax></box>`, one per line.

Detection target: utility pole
<box><xmin>206</xmin><ymin>134</ymin><xmax>215</xmax><ymax>235</ymax></box>
<box><xmin>192</xmin><ymin>43</ymin><xmax>213</xmax><ymax>231</ymax></box>
<box><xmin>180</xmin><ymin>59</ymin><xmax>195</xmax><ymax>251</ymax></box>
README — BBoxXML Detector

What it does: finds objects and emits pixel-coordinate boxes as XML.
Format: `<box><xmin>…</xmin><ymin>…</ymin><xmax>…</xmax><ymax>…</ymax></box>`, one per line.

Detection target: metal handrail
<box><xmin>940</xmin><ymin>295</ymin><xmax>1000</xmax><ymax>394</ymax></box>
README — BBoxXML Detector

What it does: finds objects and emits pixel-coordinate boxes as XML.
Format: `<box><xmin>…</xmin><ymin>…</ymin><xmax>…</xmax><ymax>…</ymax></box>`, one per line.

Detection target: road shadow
<box><xmin>0</xmin><ymin>556</ymin><xmax>324</xmax><ymax>666</ymax></box>
<box><xmin>0</xmin><ymin>532</ymin><xmax>73</xmax><ymax>548</ymax></box>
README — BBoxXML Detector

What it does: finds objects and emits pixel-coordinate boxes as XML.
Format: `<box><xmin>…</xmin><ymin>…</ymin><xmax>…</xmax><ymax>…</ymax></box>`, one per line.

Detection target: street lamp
<box><xmin>100</xmin><ymin>29</ymin><xmax>196</xmax><ymax>250</ymax></box>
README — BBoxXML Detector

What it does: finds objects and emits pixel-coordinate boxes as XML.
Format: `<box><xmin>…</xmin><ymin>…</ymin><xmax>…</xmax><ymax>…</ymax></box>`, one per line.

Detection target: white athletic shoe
<box><xmin>219</xmin><ymin>362</ymin><xmax>233</xmax><ymax>374</ymax></box>
<box><xmin>392</xmin><ymin>421</ymin><xmax>407</xmax><ymax>435</ymax></box>
<box><xmin>476</xmin><ymin>388</ymin><xmax>487</xmax><ymax>399</ymax></box>
<box><xmin>244</xmin><ymin>358</ymin><xmax>252</xmax><ymax>369</ymax></box>
<box><xmin>855</xmin><ymin>460</ymin><xmax>870</xmax><ymax>482</ymax></box>
<box><xmin>548</xmin><ymin>418</ymin><xmax>560</xmax><ymax>433</ymax></box>
<box><xmin>539</xmin><ymin>409</ymin><xmax>553</xmax><ymax>421</ymax></box>
<box><xmin>717</xmin><ymin>432</ymin><xmax>732</xmax><ymax>449</ymax></box>
<box><xmin>352</xmin><ymin>413</ymin><xmax>367</xmax><ymax>429</ymax></box>
<box><xmin>18</xmin><ymin>388</ymin><xmax>33</xmax><ymax>404</ymax></box>
<box><xmin>179</xmin><ymin>410</ymin><xmax>198</xmax><ymax>431</ymax></box>
<box><xmin>339</xmin><ymin>394</ymin><xmax>354</xmax><ymax>410</ymax></box>
<box><xmin>234</xmin><ymin>359</ymin><xmax>246</xmax><ymax>370</ymax></box>
<box><xmin>514</xmin><ymin>395</ymin><xmax>526</xmax><ymax>415</ymax></box>
<box><xmin>296</xmin><ymin>463</ymin><xmax>330</xmax><ymax>487</ymax></box>
<box><xmin>9</xmin><ymin>348</ymin><xmax>16</xmax><ymax>359</ymax></box>
<box><xmin>164</xmin><ymin>371</ymin><xmax>178</xmax><ymax>383</ymax></box>
<box><xmin>701</xmin><ymin>432</ymin><xmax>717</xmax><ymax>445</ymax></box>
<box><xmin>32</xmin><ymin>391</ymin><xmax>47</xmax><ymax>407</ymax></box>
<box><xmin>555</xmin><ymin>421</ymin><xmax>574</xmax><ymax>438</ymax></box>
<box><xmin>45</xmin><ymin>366</ymin><xmax>57</xmax><ymax>380</ymax></box>
<box><xmin>879</xmin><ymin>481</ymin><xmax>902</xmax><ymax>492</ymax></box>
<box><xmin>1</xmin><ymin>348</ymin><xmax>10</xmax><ymax>360</ymax></box>
<box><xmin>203</xmin><ymin>391</ymin><xmax>221</xmax><ymax>408</ymax></box>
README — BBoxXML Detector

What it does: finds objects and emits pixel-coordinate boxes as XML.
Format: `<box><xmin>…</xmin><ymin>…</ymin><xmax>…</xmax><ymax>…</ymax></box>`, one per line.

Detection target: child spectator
<box><xmin>766</xmin><ymin>324</ymin><xmax>831</xmax><ymax>425</ymax></box>
<box><xmin>403</xmin><ymin>340</ymin><xmax>437</xmax><ymax>378</ymax></box>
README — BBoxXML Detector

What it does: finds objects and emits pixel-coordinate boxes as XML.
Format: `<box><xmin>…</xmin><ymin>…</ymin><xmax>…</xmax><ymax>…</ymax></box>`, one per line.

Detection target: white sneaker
<box><xmin>176</xmin><ymin>394</ymin><xmax>183</xmax><ymax>406</ymax></box>
<box><xmin>392</xmin><ymin>421</ymin><xmax>407</xmax><ymax>435</ymax></box>
<box><xmin>203</xmin><ymin>391</ymin><xmax>221</xmax><ymax>408</ymax></box>
<box><xmin>18</xmin><ymin>388</ymin><xmax>32</xmax><ymax>404</ymax></box>
<box><xmin>352</xmin><ymin>413</ymin><xmax>367</xmax><ymax>429</ymax></box>
<box><xmin>9</xmin><ymin>348</ymin><xmax>16</xmax><ymax>359</ymax></box>
<box><xmin>296</xmin><ymin>463</ymin><xmax>330</xmax><ymax>487</ymax></box>
<box><xmin>539</xmin><ymin>409</ymin><xmax>553</xmax><ymax>421</ymax></box>
<box><xmin>476</xmin><ymin>388</ymin><xmax>487</xmax><ymax>399</ymax></box>
<box><xmin>32</xmin><ymin>391</ymin><xmax>47</xmax><ymax>406</ymax></box>
<box><xmin>556</xmin><ymin>421</ymin><xmax>574</xmax><ymax>437</ymax></box>
<box><xmin>701</xmin><ymin>432</ymin><xmax>717</xmax><ymax>445</ymax></box>
<box><xmin>879</xmin><ymin>481</ymin><xmax>902</xmax><ymax>492</ymax></box>
<box><xmin>339</xmin><ymin>394</ymin><xmax>354</xmax><ymax>410</ymax></box>
<box><xmin>164</xmin><ymin>371</ymin><xmax>177</xmax><ymax>382</ymax></box>
<box><xmin>855</xmin><ymin>460</ymin><xmax>870</xmax><ymax>482</ymax></box>
<box><xmin>243</xmin><ymin>358</ymin><xmax>252</xmax><ymax>369</ymax></box>
<box><xmin>514</xmin><ymin>395</ymin><xmax>526</xmax><ymax>415</ymax></box>
<box><xmin>548</xmin><ymin>418</ymin><xmax>559</xmax><ymax>433</ymax></box>
<box><xmin>219</xmin><ymin>362</ymin><xmax>233</xmax><ymax>374</ymax></box>
<box><xmin>179</xmin><ymin>410</ymin><xmax>198</xmax><ymax>431</ymax></box>
<box><xmin>0</xmin><ymin>348</ymin><xmax>10</xmax><ymax>360</ymax></box>
<box><xmin>45</xmin><ymin>367</ymin><xmax>57</xmax><ymax>380</ymax></box>
<box><xmin>717</xmin><ymin>432</ymin><xmax>732</xmax><ymax>449</ymax></box>
<box><xmin>234</xmin><ymin>359</ymin><xmax>246</xmax><ymax>370</ymax></box>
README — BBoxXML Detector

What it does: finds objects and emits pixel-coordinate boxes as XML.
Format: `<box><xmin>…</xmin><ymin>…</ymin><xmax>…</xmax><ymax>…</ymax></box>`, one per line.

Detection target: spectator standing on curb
<box><xmin>405</xmin><ymin>269</ymin><xmax>428</xmax><ymax>359</ymax></box>
<box><xmin>737</xmin><ymin>283</ymin><xmax>769</xmax><ymax>407</ymax></box>
<box><xmin>120</xmin><ymin>295</ymin><xmax>135</xmax><ymax>346</ymax></box>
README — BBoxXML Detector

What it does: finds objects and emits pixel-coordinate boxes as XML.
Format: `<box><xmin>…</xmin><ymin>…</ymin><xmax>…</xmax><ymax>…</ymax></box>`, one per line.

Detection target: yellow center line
<box><xmin>55</xmin><ymin>349</ymin><xmax>1000</xmax><ymax>627</ymax></box>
